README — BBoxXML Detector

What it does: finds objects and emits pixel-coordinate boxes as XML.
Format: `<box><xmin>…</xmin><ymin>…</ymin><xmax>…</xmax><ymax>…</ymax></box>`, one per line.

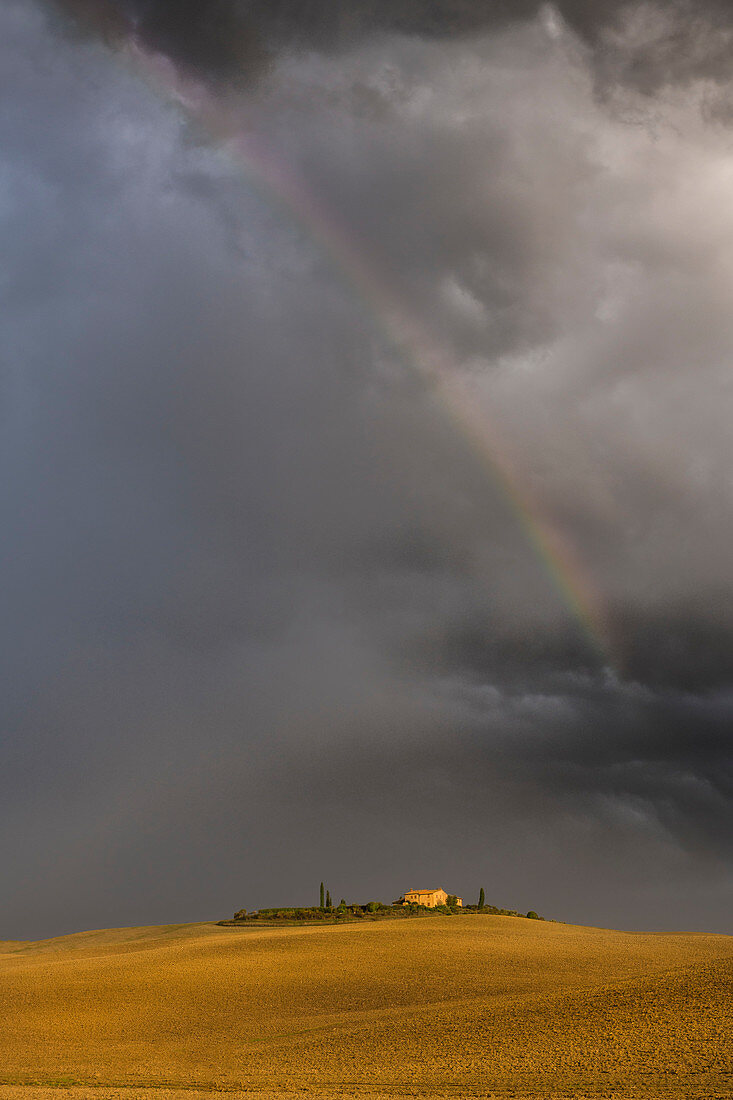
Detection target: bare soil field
<box><xmin>0</xmin><ymin>916</ymin><xmax>730</xmax><ymax>1099</ymax></box>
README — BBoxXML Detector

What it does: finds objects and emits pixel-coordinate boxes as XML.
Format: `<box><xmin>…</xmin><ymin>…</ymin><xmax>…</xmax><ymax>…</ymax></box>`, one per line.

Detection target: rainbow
<box><xmin>49</xmin><ymin>0</ymin><xmax>615</xmax><ymax>666</ymax></box>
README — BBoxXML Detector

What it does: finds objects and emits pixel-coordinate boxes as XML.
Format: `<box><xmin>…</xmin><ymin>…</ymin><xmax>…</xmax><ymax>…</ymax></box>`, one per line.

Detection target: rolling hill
<box><xmin>0</xmin><ymin>915</ymin><xmax>730</xmax><ymax>1098</ymax></box>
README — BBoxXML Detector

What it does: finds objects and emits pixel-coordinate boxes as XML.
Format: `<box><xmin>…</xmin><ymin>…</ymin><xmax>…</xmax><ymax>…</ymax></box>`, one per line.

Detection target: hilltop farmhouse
<box><xmin>398</xmin><ymin>888</ymin><xmax>463</xmax><ymax>908</ymax></box>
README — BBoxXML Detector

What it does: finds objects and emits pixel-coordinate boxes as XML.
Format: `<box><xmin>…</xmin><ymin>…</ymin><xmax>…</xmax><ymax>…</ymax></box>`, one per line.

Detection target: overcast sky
<box><xmin>2</xmin><ymin>0</ymin><xmax>732</xmax><ymax>940</ymax></box>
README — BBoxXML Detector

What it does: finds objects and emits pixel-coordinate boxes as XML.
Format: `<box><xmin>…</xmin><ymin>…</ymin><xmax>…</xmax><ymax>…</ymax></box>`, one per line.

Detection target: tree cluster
<box><xmin>224</xmin><ymin>884</ymin><xmax>545</xmax><ymax>924</ymax></box>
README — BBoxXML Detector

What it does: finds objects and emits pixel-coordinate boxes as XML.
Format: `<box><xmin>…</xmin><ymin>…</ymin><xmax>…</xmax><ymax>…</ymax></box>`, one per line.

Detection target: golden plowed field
<box><xmin>1</xmin><ymin>916</ymin><xmax>731</xmax><ymax>1099</ymax></box>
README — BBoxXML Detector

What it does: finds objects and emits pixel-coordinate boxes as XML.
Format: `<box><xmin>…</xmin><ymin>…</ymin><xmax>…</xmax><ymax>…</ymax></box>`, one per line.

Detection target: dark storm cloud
<box><xmin>46</xmin><ymin>0</ymin><xmax>536</xmax><ymax>84</ymax></box>
<box><xmin>318</xmin><ymin>678</ymin><xmax>733</xmax><ymax>861</ymax></box>
<box><xmin>414</xmin><ymin>599</ymin><xmax>733</xmax><ymax>695</ymax></box>
<box><xmin>45</xmin><ymin>0</ymin><xmax>733</xmax><ymax>95</ymax></box>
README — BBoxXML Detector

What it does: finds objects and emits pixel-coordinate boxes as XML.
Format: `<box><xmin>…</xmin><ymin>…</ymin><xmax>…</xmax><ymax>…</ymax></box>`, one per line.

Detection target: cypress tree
<box><xmin>320</xmin><ymin>882</ymin><xmax>325</xmax><ymax>909</ymax></box>
<box><xmin>326</xmin><ymin>889</ymin><xmax>332</xmax><ymax>909</ymax></box>
<box><xmin>478</xmin><ymin>887</ymin><xmax>485</xmax><ymax>909</ymax></box>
